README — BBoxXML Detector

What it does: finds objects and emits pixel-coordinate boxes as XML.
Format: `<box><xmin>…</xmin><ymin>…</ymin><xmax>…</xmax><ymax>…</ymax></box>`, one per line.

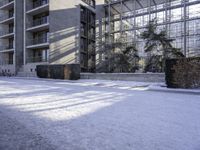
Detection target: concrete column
<box><xmin>15</xmin><ymin>0</ymin><xmax>24</xmax><ymax>73</ymax></box>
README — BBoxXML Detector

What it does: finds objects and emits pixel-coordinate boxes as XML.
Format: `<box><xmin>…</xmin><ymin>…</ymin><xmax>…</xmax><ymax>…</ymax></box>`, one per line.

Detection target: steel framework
<box><xmin>104</xmin><ymin>0</ymin><xmax>200</xmax><ymax>58</ymax></box>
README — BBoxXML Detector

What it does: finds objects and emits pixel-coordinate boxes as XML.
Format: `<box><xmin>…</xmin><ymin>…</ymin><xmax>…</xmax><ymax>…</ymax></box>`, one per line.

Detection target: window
<box><xmin>33</xmin><ymin>0</ymin><xmax>49</xmax><ymax>9</ymax></box>
<box><xmin>9</xmin><ymin>23</ymin><xmax>14</xmax><ymax>33</ymax></box>
<box><xmin>33</xmin><ymin>12</ymin><xmax>49</xmax><ymax>26</ymax></box>
<box><xmin>33</xmin><ymin>30</ymin><xmax>49</xmax><ymax>44</ymax></box>
<box><xmin>8</xmin><ymin>38</ymin><xmax>14</xmax><ymax>49</ymax></box>
<box><xmin>9</xmin><ymin>9</ymin><xmax>14</xmax><ymax>18</ymax></box>
<box><xmin>8</xmin><ymin>52</ymin><xmax>13</xmax><ymax>64</ymax></box>
<box><xmin>32</xmin><ymin>49</ymin><xmax>48</xmax><ymax>62</ymax></box>
<box><xmin>82</xmin><ymin>0</ymin><xmax>95</xmax><ymax>8</ymax></box>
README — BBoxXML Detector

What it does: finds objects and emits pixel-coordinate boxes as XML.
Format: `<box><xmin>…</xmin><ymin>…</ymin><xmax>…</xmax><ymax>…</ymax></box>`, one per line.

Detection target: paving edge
<box><xmin>1</xmin><ymin>77</ymin><xmax>200</xmax><ymax>95</ymax></box>
<box><xmin>148</xmin><ymin>86</ymin><xmax>200</xmax><ymax>95</ymax></box>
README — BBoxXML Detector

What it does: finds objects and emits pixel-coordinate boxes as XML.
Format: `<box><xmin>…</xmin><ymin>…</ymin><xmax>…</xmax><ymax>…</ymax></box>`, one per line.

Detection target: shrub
<box><xmin>165</xmin><ymin>57</ymin><xmax>200</xmax><ymax>88</ymax></box>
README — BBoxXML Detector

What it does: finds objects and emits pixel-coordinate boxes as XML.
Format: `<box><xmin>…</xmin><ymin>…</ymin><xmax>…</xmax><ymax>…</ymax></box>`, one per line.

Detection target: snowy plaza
<box><xmin>0</xmin><ymin>77</ymin><xmax>200</xmax><ymax>150</ymax></box>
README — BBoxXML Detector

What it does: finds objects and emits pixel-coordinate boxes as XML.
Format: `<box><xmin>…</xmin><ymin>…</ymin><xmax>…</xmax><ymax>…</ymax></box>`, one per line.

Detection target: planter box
<box><xmin>165</xmin><ymin>58</ymin><xmax>200</xmax><ymax>89</ymax></box>
<box><xmin>36</xmin><ymin>64</ymin><xmax>80</xmax><ymax>80</ymax></box>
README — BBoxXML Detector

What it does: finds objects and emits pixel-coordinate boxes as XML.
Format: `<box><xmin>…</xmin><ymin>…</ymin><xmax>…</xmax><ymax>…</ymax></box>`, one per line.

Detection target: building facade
<box><xmin>0</xmin><ymin>0</ymin><xmax>199</xmax><ymax>76</ymax></box>
<box><xmin>0</xmin><ymin>0</ymin><xmax>20</xmax><ymax>75</ymax></box>
<box><xmin>0</xmin><ymin>0</ymin><xmax>105</xmax><ymax>76</ymax></box>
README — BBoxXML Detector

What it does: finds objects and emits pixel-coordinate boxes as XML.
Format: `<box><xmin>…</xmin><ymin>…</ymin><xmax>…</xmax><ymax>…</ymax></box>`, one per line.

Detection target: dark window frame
<box><xmin>82</xmin><ymin>0</ymin><xmax>96</xmax><ymax>8</ymax></box>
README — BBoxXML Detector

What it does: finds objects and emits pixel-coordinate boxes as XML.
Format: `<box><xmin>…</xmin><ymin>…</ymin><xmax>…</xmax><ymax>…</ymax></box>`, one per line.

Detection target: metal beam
<box><xmin>110</xmin><ymin>16</ymin><xmax>200</xmax><ymax>34</ymax></box>
<box><xmin>108</xmin><ymin>0</ymin><xmax>200</xmax><ymax>22</ymax></box>
<box><xmin>136</xmin><ymin>0</ymin><xmax>143</xmax><ymax>8</ymax></box>
<box><xmin>152</xmin><ymin>0</ymin><xmax>157</xmax><ymax>6</ymax></box>
<box><xmin>122</xmin><ymin>1</ymin><xmax>132</xmax><ymax>11</ymax></box>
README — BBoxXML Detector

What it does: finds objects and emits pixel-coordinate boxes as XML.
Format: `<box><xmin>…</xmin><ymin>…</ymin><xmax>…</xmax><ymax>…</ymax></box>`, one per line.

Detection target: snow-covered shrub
<box><xmin>165</xmin><ymin>57</ymin><xmax>200</xmax><ymax>89</ymax></box>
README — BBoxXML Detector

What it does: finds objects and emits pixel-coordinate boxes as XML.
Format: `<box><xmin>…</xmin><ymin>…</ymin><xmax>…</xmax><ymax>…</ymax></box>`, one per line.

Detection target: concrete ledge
<box><xmin>81</xmin><ymin>73</ymin><xmax>165</xmax><ymax>82</ymax></box>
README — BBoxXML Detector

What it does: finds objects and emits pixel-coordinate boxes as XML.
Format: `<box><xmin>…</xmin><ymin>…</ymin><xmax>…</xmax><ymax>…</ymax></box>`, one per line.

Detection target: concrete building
<box><xmin>0</xmin><ymin>0</ymin><xmax>22</xmax><ymax>75</ymax></box>
<box><xmin>0</xmin><ymin>0</ymin><xmax>105</xmax><ymax>76</ymax></box>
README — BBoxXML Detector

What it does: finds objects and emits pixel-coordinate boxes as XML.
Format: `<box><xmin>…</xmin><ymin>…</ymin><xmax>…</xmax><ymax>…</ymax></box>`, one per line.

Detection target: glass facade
<box><xmin>104</xmin><ymin>0</ymin><xmax>200</xmax><ymax>71</ymax></box>
<box><xmin>80</xmin><ymin>5</ymin><xmax>96</xmax><ymax>72</ymax></box>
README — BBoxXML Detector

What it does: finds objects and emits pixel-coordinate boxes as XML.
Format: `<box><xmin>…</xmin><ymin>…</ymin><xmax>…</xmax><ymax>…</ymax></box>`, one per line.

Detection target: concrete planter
<box><xmin>37</xmin><ymin>64</ymin><xmax>80</xmax><ymax>80</ymax></box>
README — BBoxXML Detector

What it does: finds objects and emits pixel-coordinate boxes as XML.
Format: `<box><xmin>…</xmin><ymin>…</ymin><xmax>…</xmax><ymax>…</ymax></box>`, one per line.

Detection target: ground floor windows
<box><xmin>0</xmin><ymin>52</ymin><xmax>14</xmax><ymax>65</ymax></box>
<box><xmin>27</xmin><ymin>49</ymin><xmax>49</xmax><ymax>63</ymax></box>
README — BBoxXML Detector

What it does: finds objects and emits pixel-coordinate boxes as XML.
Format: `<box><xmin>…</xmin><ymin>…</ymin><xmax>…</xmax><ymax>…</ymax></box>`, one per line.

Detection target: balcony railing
<box><xmin>0</xmin><ymin>59</ymin><xmax>13</xmax><ymax>65</ymax></box>
<box><xmin>27</xmin><ymin>0</ymin><xmax>49</xmax><ymax>11</ymax></box>
<box><xmin>0</xmin><ymin>0</ymin><xmax>14</xmax><ymax>8</ymax></box>
<box><xmin>0</xmin><ymin>30</ymin><xmax>14</xmax><ymax>36</ymax></box>
<box><xmin>27</xmin><ymin>37</ymin><xmax>49</xmax><ymax>46</ymax></box>
<box><xmin>31</xmin><ymin>16</ymin><xmax>49</xmax><ymax>28</ymax></box>
<box><xmin>26</xmin><ymin>56</ymin><xmax>48</xmax><ymax>63</ymax></box>
<box><xmin>0</xmin><ymin>45</ymin><xmax>14</xmax><ymax>51</ymax></box>
<box><xmin>0</xmin><ymin>13</ymin><xmax>14</xmax><ymax>22</ymax></box>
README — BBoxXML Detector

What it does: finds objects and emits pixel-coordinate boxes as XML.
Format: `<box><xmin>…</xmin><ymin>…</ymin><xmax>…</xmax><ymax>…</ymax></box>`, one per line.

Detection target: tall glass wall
<box><xmin>103</xmin><ymin>0</ymin><xmax>200</xmax><ymax>71</ymax></box>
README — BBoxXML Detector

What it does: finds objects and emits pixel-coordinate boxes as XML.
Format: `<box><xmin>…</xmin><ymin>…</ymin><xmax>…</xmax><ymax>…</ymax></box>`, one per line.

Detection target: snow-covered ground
<box><xmin>0</xmin><ymin>77</ymin><xmax>200</xmax><ymax>150</ymax></box>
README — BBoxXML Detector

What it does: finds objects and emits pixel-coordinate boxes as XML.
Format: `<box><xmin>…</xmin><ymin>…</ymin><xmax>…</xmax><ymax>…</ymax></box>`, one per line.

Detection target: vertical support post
<box><xmin>149</xmin><ymin>0</ymin><xmax>151</xmax><ymax>21</ymax></box>
<box><xmin>165</xmin><ymin>0</ymin><xmax>168</xmax><ymax>31</ymax></box>
<box><xmin>168</xmin><ymin>0</ymin><xmax>171</xmax><ymax>40</ymax></box>
<box><xmin>132</xmin><ymin>0</ymin><xmax>135</xmax><ymax>43</ymax></box>
<box><xmin>183</xmin><ymin>0</ymin><xmax>187</xmax><ymax>57</ymax></box>
<box><xmin>108</xmin><ymin>3</ymin><xmax>111</xmax><ymax>43</ymax></box>
<box><xmin>133</xmin><ymin>0</ymin><xmax>136</xmax><ymax>41</ymax></box>
<box><xmin>120</xmin><ymin>0</ymin><xmax>123</xmax><ymax>36</ymax></box>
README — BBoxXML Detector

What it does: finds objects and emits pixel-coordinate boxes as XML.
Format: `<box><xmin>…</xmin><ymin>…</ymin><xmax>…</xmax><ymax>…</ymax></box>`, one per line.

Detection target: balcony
<box><xmin>26</xmin><ymin>0</ymin><xmax>49</xmax><ymax>15</ymax></box>
<box><xmin>0</xmin><ymin>13</ymin><xmax>14</xmax><ymax>23</ymax></box>
<box><xmin>0</xmin><ymin>45</ymin><xmax>14</xmax><ymax>52</ymax></box>
<box><xmin>0</xmin><ymin>30</ymin><xmax>14</xmax><ymax>38</ymax></box>
<box><xmin>26</xmin><ymin>56</ymin><xmax>48</xmax><ymax>63</ymax></box>
<box><xmin>27</xmin><ymin>16</ymin><xmax>49</xmax><ymax>32</ymax></box>
<box><xmin>0</xmin><ymin>0</ymin><xmax>14</xmax><ymax>9</ymax></box>
<box><xmin>27</xmin><ymin>37</ymin><xmax>49</xmax><ymax>48</ymax></box>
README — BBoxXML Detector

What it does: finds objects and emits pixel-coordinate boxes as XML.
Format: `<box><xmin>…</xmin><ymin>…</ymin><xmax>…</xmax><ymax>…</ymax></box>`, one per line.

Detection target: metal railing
<box><xmin>31</xmin><ymin>16</ymin><xmax>49</xmax><ymax>28</ymax></box>
<box><xmin>0</xmin><ymin>13</ymin><xmax>14</xmax><ymax>22</ymax></box>
<box><xmin>27</xmin><ymin>37</ymin><xmax>49</xmax><ymax>46</ymax></box>
<box><xmin>0</xmin><ymin>0</ymin><xmax>14</xmax><ymax>8</ymax></box>
<box><xmin>26</xmin><ymin>0</ymin><xmax>49</xmax><ymax>11</ymax></box>
<box><xmin>0</xmin><ymin>60</ymin><xmax>13</xmax><ymax>65</ymax></box>
<box><xmin>0</xmin><ymin>45</ymin><xmax>14</xmax><ymax>51</ymax></box>
<box><xmin>0</xmin><ymin>29</ymin><xmax>14</xmax><ymax>36</ymax></box>
<box><xmin>26</xmin><ymin>56</ymin><xmax>48</xmax><ymax>63</ymax></box>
